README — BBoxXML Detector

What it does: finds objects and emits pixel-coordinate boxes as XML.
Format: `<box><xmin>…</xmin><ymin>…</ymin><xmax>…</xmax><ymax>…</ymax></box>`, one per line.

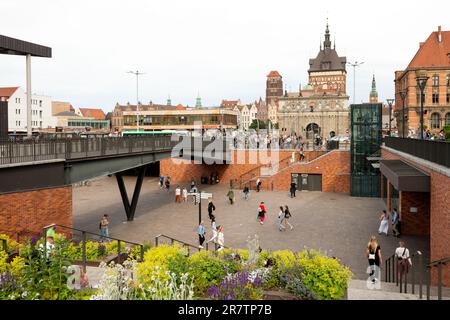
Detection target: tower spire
<box><xmin>195</xmin><ymin>91</ymin><xmax>202</xmax><ymax>108</ymax></box>
<box><xmin>370</xmin><ymin>74</ymin><xmax>378</xmax><ymax>103</ymax></box>
<box><xmin>323</xmin><ymin>17</ymin><xmax>331</xmax><ymax>49</ymax></box>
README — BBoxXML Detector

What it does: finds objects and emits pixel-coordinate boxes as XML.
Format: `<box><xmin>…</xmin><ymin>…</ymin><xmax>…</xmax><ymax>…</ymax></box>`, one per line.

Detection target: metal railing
<box><xmin>0</xmin><ymin>135</ymin><xmax>175</xmax><ymax>165</ymax></box>
<box><xmin>384</xmin><ymin>251</ymin><xmax>449</xmax><ymax>300</ymax></box>
<box><xmin>154</xmin><ymin>234</ymin><xmax>229</xmax><ymax>255</ymax></box>
<box><xmin>43</xmin><ymin>224</ymin><xmax>144</xmax><ymax>272</ymax></box>
<box><xmin>384</xmin><ymin>136</ymin><xmax>450</xmax><ymax>167</ymax></box>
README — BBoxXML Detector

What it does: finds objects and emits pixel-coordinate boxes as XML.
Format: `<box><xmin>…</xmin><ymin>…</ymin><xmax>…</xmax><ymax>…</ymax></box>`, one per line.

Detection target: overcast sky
<box><xmin>0</xmin><ymin>0</ymin><xmax>448</xmax><ymax>111</ymax></box>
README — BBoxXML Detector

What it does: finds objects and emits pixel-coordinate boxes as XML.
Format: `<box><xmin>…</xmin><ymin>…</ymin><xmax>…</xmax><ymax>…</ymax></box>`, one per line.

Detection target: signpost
<box><xmin>188</xmin><ymin>192</ymin><xmax>213</xmax><ymax>224</ymax></box>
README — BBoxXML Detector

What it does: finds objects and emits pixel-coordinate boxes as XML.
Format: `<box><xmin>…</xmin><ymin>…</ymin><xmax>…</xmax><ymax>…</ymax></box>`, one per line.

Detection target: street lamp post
<box><xmin>386</xmin><ymin>99</ymin><xmax>395</xmax><ymax>137</ymax></box>
<box><xmin>416</xmin><ymin>72</ymin><xmax>429</xmax><ymax>140</ymax></box>
<box><xmin>127</xmin><ymin>70</ymin><xmax>145</xmax><ymax>132</ymax></box>
<box><xmin>347</xmin><ymin>61</ymin><xmax>364</xmax><ymax>104</ymax></box>
<box><xmin>400</xmin><ymin>89</ymin><xmax>408</xmax><ymax>138</ymax></box>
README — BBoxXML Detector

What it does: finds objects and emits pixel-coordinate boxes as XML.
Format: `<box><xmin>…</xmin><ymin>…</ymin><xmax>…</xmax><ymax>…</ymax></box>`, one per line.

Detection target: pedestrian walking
<box><xmin>257</xmin><ymin>202</ymin><xmax>266</xmax><ymax>225</ymax></box>
<box><xmin>378</xmin><ymin>210</ymin><xmax>389</xmax><ymax>236</ymax></box>
<box><xmin>227</xmin><ymin>189</ymin><xmax>235</xmax><ymax>205</ymax></box>
<box><xmin>207</xmin><ymin>224</ymin><xmax>224</xmax><ymax>251</ymax></box>
<box><xmin>211</xmin><ymin>216</ymin><xmax>217</xmax><ymax>232</ymax></box>
<box><xmin>243</xmin><ymin>185</ymin><xmax>250</xmax><ymax>200</ymax></box>
<box><xmin>197</xmin><ymin>221</ymin><xmax>206</xmax><ymax>248</ymax></box>
<box><xmin>366</xmin><ymin>236</ymin><xmax>382</xmax><ymax>284</ymax></box>
<box><xmin>391</xmin><ymin>208</ymin><xmax>400</xmax><ymax>237</ymax></box>
<box><xmin>284</xmin><ymin>205</ymin><xmax>293</xmax><ymax>230</ymax></box>
<box><xmin>190</xmin><ymin>178</ymin><xmax>196</xmax><ymax>192</ymax></box>
<box><xmin>175</xmin><ymin>186</ymin><xmax>181</xmax><ymax>203</ymax></box>
<box><xmin>99</xmin><ymin>214</ymin><xmax>109</xmax><ymax>240</ymax></box>
<box><xmin>395</xmin><ymin>240</ymin><xmax>411</xmax><ymax>284</ymax></box>
<box><xmin>256</xmin><ymin>178</ymin><xmax>262</xmax><ymax>192</ymax></box>
<box><xmin>290</xmin><ymin>182</ymin><xmax>297</xmax><ymax>198</ymax></box>
<box><xmin>277</xmin><ymin>206</ymin><xmax>286</xmax><ymax>231</ymax></box>
<box><xmin>159</xmin><ymin>175</ymin><xmax>164</xmax><ymax>189</ymax></box>
<box><xmin>182</xmin><ymin>187</ymin><xmax>188</xmax><ymax>202</ymax></box>
<box><xmin>165</xmin><ymin>175</ymin><xmax>171</xmax><ymax>191</ymax></box>
<box><xmin>208</xmin><ymin>199</ymin><xmax>216</xmax><ymax>220</ymax></box>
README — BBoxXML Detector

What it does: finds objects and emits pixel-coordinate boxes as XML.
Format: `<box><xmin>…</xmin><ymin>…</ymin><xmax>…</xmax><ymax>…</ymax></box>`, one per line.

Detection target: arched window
<box><xmin>430</xmin><ymin>113</ymin><xmax>440</xmax><ymax>129</ymax></box>
<box><xmin>445</xmin><ymin>113</ymin><xmax>450</xmax><ymax>126</ymax></box>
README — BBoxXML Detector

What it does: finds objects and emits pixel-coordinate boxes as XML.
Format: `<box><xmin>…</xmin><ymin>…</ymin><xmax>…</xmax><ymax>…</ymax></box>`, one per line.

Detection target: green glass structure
<box><xmin>350</xmin><ymin>103</ymin><xmax>382</xmax><ymax>197</ymax></box>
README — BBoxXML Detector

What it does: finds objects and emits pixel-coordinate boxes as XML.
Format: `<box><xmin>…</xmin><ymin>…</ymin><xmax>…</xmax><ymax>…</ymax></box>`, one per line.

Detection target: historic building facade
<box><xmin>275</xmin><ymin>23</ymin><xmax>350</xmax><ymax>139</ymax></box>
<box><xmin>394</xmin><ymin>26</ymin><xmax>450</xmax><ymax>137</ymax></box>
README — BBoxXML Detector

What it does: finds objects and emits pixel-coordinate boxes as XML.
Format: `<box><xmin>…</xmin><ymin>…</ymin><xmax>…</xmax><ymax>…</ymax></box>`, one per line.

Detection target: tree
<box><xmin>249</xmin><ymin>119</ymin><xmax>267</xmax><ymax>130</ymax></box>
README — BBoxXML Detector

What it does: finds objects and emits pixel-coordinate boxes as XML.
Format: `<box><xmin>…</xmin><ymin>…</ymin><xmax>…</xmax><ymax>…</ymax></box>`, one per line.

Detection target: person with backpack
<box><xmin>395</xmin><ymin>240</ymin><xmax>411</xmax><ymax>284</ymax></box>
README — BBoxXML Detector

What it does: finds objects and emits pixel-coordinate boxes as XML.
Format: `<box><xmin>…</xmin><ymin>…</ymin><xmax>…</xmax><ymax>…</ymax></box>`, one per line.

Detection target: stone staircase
<box><xmin>347</xmin><ymin>279</ymin><xmax>450</xmax><ymax>300</ymax></box>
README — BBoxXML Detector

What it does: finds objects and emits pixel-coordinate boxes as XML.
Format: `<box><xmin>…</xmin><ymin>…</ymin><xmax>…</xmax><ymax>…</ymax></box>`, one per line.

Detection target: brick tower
<box><xmin>266</xmin><ymin>71</ymin><xmax>283</xmax><ymax>106</ymax></box>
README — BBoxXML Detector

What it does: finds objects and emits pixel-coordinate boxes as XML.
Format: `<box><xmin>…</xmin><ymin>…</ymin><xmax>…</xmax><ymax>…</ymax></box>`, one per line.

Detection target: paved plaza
<box><xmin>73</xmin><ymin>176</ymin><xmax>429</xmax><ymax>280</ymax></box>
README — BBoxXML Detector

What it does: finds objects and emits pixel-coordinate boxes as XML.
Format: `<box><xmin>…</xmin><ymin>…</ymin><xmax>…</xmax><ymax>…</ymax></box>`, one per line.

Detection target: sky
<box><xmin>0</xmin><ymin>0</ymin><xmax>448</xmax><ymax>112</ymax></box>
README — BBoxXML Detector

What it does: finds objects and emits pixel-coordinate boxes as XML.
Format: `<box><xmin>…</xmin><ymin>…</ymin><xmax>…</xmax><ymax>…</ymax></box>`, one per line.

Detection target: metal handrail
<box><xmin>42</xmin><ymin>223</ymin><xmax>145</xmax><ymax>271</ymax></box>
<box><xmin>427</xmin><ymin>257</ymin><xmax>450</xmax><ymax>267</ymax></box>
<box><xmin>154</xmin><ymin>234</ymin><xmax>229</xmax><ymax>254</ymax></box>
<box><xmin>426</xmin><ymin>257</ymin><xmax>449</xmax><ymax>300</ymax></box>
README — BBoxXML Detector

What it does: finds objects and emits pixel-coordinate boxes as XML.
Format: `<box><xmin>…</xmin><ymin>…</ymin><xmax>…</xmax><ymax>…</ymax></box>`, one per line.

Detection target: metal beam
<box><xmin>115</xmin><ymin>165</ymin><xmax>147</xmax><ymax>221</ymax></box>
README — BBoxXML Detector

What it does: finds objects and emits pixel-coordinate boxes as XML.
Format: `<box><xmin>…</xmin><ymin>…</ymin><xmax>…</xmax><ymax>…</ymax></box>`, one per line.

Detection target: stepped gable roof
<box><xmin>407</xmin><ymin>26</ymin><xmax>450</xmax><ymax>69</ymax></box>
<box><xmin>0</xmin><ymin>87</ymin><xmax>19</xmax><ymax>98</ymax></box>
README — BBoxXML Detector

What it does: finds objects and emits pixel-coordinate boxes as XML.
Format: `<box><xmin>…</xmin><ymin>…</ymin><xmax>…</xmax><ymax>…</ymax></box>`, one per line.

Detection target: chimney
<box><xmin>438</xmin><ymin>26</ymin><xmax>442</xmax><ymax>43</ymax></box>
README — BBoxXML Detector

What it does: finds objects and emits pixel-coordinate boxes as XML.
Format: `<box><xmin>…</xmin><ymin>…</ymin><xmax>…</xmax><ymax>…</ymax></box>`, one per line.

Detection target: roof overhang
<box><xmin>380</xmin><ymin>160</ymin><xmax>430</xmax><ymax>192</ymax></box>
<box><xmin>0</xmin><ymin>35</ymin><xmax>52</xmax><ymax>58</ymax></box>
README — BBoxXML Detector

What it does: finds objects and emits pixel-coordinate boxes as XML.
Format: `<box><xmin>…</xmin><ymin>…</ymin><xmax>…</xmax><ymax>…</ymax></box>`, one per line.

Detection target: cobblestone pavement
<box><xmin>73</xmin><ymin>176</ymin><xmax>429</xmax><ymax>280</ymax></box>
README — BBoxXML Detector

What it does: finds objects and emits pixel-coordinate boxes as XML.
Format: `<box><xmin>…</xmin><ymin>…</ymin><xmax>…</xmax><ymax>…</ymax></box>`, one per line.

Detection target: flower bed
<box><xmin>0</xmin><ymin>234</ymin><xmax>352</xmax><ymax>300</ymax></box>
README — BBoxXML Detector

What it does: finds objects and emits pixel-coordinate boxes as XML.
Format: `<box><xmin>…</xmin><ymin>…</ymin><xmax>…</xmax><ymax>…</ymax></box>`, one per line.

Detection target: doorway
<box><xmin>292</xmin><ymin>173</ymin><xmax>322</xmax><ymax>191</ymax></box>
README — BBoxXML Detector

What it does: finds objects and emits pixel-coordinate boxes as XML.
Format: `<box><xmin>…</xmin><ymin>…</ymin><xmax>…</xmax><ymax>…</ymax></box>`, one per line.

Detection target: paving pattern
<box><xmin>73</xmin><ymin>176</ymin><xmax>430</xmax><ymax>280</ymax></box>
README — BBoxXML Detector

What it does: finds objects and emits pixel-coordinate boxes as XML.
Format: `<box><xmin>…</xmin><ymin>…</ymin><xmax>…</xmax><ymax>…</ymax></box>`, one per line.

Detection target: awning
<box><xmin>380</xmin><ymin>160</ymin><xmax>430</xmax><ymax>192</ymax></box>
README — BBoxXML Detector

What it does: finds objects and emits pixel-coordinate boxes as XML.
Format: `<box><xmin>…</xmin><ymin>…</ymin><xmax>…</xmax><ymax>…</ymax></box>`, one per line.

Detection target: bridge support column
<box><xmin>116</xmin><ymin>165</ymin><xmax>147</xmax><ymax>221</ymax></box>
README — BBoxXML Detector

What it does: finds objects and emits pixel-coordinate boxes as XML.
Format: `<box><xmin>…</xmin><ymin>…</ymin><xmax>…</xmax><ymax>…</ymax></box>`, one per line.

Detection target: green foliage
<box><xmin>188</xmin><ymin>251</ymin><xmax>227</xmax><ymax>295</ymax></box>
<box><xmin>138</xmin><ymin>245</ymin><xmax>186</xmax><ymax>285</ymax></box>
<box><xmin>0</xmin><ymin>234</ymin><xmax>22</xmax><ymax>255</ymax></box>
<box><xmin>444</xmin><ymin>125</ymin><xmax>450</xmax><ymax>141</ymax></box>
<box><xmin>296</xmin><ymin>250</ymin><xmax>353</xmax><ymax>300</ymax></box>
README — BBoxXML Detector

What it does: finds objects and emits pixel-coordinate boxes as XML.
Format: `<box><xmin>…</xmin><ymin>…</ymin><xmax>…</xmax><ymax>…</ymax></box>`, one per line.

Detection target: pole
<box><xmin>136</xmin><ymin>72</ymin><xmax>139</xmax><ymax>132</ymax></box>
<box><xmin>353</xmin><ymin>65</ymin><xmax>356</xmax><ymax>105</ymax></box>
<box><xmin>402</xmin><ymin>96</ymin><xmax>406</xmax><ymax>138</ymax></box>
<box><xmin>26</xmin><ymin>54</ymin><xmax>32</xmax><ymax>138</ymax></box>
<box><xmin>198</xmin><ymin>191</ymin><xmax>202</xmax><ymax>225</ymax></box>
<box><xmin>420</xmin><ymin>88</ymin><xmax>424</xmax><ymax>140</ymax></box>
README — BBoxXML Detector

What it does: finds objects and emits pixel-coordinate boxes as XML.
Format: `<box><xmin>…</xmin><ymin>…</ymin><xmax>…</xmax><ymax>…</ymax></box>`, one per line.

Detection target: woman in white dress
<box><xmin>378</xmin><ymin>210</ymin><xmax>389</xmax><ymax>236</ymax></box>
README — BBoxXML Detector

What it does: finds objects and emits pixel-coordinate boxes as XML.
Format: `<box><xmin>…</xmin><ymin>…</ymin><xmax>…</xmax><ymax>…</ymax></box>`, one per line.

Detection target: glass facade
<box><xmin>68</xmin><ymin>119</ymin><xmax>110</xmax><ymax>130</ymax></box>
<box><xmin>123</xmin><ymin>114</ymin><xmax>237</xmax><ymax>128</ymax></box>
<box><xmin>350</xmin><ymin>104</ymin><xmax>382</xmax><ymax>197</ymax></box>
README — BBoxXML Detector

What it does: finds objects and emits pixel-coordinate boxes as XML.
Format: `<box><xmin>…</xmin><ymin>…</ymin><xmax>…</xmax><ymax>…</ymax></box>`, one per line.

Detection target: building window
<box><xmin>432</xmin><ymin>75</ymin><xmax>439</xmax><ymax>87</ymax></box>
<box><xmin>430</xmin><ymin>113</ymin><xmax>440</xmax><ymax>129</ymax></box>
<box><xmin>416</xmin><ymin>86</ymin><xmax>425</xmax><ymax>104</ymax></box>
<box><xmin>446</xmin><ymin>113</ymin><xmax>450</xmax><ymax>126</ymax></box>
<box><xmin>432</xmin><ymin>88</ymin><xmax>439</xmax><ymax>104</ymax></box>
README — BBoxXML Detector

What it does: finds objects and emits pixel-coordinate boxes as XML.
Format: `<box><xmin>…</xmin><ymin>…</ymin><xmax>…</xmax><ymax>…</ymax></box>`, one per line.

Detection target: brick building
<box><xmin>381</xmin><ymin>138</ymin><xmax>450</xmax><ymax>286</ymax></box>
<box><xmin>394</xmin><ymin>26</ymin><xmax>450</xmax><ymax>137</ymax></box>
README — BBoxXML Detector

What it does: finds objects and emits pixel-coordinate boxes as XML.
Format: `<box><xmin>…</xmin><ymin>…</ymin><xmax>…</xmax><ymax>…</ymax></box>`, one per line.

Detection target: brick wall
<box><xmin>382</xmin><ymin>148</ymin><xmax>450</xmax><ymax>286</ymax></box>
<box><xmin>160</xmin><ymin>150</ymin><xmax>350</xmax><ymax>193</ymax></box>
<box><xmin>400</xmin><ymin>191</ymin><xmax>430</xmax><ymax>235</ymax></box>
<box><xmin>0</xmin><ymin>186</ymin><xmax>73</xmax><ymax>240</ymax></box>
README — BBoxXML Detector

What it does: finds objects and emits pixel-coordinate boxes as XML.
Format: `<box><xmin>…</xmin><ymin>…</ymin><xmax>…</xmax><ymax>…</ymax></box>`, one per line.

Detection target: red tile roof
<box><xmin>176</xmin><ymin>104</ymin><xmax>186</xmax><ymax>110</ymax></box>
<box><xmin>267</xmin><ymin>71</ymin><xmax>281</xmax><ymax>78</ymax></box>
<box><xmin>408</xmin><ymin>27</ymin><xmax>450</xmax><ymax>69</ymax></box>
<box><xmin>0</xmin><ymin>87</ymin><xmax>19</xmax><ymax>98</ymax></box>
<box><xmin>79</xmin><ymin>108</ymin><xmax>106</xmax><ymax>120</ymax></box>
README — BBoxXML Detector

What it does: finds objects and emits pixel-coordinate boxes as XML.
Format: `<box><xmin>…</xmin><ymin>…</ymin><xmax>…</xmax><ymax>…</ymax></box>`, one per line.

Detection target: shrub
<box><xmin>0</xmin><ymin>234</ymin><xmax>22</xmax><ymax>255</ymax></box>
<box><xmin>188</xmin><ymin>251</ymin><xmax>227</xmax><ymax>296</ymax></box>
<box><xmin>138</xmin><ymin>245</ymin><xmax>186</xmax><ymax>285</ymax></box>
<box><xmin>278</xmin><ymin>262</ymin><xmax>316</xmax><ymax>300</ymax></box>
<box><xmin>296</xmin><ymin>250</ymin><xmax>352</xmax><ymax>300</ymax></box>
